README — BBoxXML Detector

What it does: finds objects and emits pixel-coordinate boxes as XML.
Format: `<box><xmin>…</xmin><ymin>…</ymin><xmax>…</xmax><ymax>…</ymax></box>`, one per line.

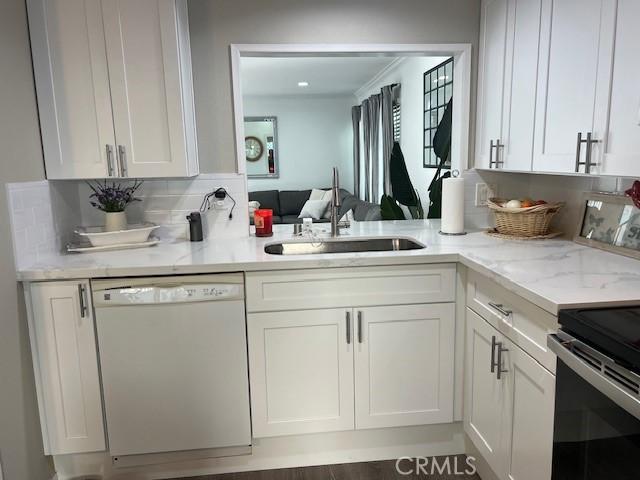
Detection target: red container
<box><xmin>254</xmin><ymin>209</ymin><xmax>273</xmax><ymax>237</ymax></box>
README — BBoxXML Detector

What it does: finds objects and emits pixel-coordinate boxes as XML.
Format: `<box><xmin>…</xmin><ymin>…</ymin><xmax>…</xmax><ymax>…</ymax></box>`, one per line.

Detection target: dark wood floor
<box><xmin>178</xmin><ymin>456</ymin><xmax>481</xmax><ymax>480</ymax></box>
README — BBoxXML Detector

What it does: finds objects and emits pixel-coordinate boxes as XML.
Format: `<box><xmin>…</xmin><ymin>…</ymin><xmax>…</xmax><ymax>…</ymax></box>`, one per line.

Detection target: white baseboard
<box><xmin>53</xmin><ymin>423</ymin><xmax>465</xmax><ymax>480</ymax></box>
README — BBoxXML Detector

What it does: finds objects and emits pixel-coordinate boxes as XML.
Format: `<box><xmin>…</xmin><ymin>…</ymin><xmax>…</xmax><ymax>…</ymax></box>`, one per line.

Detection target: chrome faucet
<box><xmin>330</xmin><ymin>167</ymin><xmax>341</xmax><ymax>237</ymax></box>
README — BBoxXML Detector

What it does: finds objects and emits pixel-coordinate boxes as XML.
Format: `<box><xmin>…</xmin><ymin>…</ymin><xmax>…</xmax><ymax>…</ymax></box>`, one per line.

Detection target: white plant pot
<box><xmin>104</xmin><ymin>211</ymin><xmax>127</xmax><ymax>232</ymax></box>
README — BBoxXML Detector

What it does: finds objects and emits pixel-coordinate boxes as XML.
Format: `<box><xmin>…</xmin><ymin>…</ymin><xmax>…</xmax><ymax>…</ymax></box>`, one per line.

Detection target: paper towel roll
<box><xmin>441</xmin><ymin>177</ymin><xmax>465</xmax><ymax>234</ymax></box>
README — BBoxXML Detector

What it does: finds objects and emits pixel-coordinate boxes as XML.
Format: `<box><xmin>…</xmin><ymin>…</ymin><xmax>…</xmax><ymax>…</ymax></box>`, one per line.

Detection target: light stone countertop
<box><xmin>16</xmin><ymin>220</ymin><xmax>640</xmax><ymax>315</ymax></box>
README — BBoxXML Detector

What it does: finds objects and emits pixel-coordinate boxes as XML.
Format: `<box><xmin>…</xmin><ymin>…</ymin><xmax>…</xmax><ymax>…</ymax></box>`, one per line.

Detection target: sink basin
<box><xmin>264</xmin><ymin>237</ymin><xmax>425</xmax><ymax>255</ymax></box>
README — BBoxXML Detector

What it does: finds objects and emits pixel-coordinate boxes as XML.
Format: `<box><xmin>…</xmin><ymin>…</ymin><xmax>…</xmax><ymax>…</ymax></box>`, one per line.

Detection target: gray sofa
<box><xmin>249</xmin><ymin>189</ymin><xmax>381</xmax><ymax>224</ymax></box>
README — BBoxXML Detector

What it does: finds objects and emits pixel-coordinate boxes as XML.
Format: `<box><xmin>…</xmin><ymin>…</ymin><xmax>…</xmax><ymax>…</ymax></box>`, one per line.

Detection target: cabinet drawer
<box><xmin>246</xmin><ymin>264</ymin><xmax>456</xmax><ymax>312</ymax></box>
<box><xmin>466</xmin><ymin>270</ymin><xmax>557</xmax><ymax>373</ymax></box>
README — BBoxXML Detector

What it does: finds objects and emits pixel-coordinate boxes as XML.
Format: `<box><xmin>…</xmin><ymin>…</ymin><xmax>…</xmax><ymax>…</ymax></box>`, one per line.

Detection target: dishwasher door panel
<box><xmin>95</xmin><ymin>300</ymin><xmax>251</xmax><ymax>456</ymax></box>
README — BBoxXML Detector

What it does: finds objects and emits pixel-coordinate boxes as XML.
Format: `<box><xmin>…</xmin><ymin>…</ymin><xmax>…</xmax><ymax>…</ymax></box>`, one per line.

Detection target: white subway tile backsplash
<box><xmin>6</xmin><ymin>174</ymin><xmax>250</xmax><ymax>268</ymax></box>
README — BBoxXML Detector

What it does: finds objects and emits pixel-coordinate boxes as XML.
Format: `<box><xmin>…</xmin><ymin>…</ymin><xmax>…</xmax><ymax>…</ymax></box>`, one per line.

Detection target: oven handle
<box><xmin>548</xmin><ymin>333</ymin><xmax>640</xmax><ymax>421</ymax></box>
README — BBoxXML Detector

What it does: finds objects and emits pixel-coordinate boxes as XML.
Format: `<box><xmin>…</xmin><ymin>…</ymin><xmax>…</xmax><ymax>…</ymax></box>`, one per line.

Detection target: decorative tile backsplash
<box><xmin>6</xmin><ymin>174</ymin><xmax>249</xmax><ymax>269</ymax></box>
<box><xmin>76</xmin><ymin>173</ymin><xmax>249</xmax><ymax>240</ymax></box>
<box><xmin>5</xmin><ymin>181</ymin><xmax>69</xmax><ymax>269</ymax></box>
<box><xmin>5</xmin><ymin>168</ymin><xmax>637</xmax><ymax>271</ymax></box>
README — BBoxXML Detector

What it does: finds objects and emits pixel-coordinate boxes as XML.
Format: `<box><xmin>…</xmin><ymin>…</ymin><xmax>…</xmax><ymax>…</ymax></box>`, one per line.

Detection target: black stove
<box><xmin>559</xmin><ymin>306</ymin><xmax>640</xmax><ymax>373</ymax></box>
<box><xmin>551</xmin><ymin>305</ymin><xmax>640</xmax><ymax>480</ymax></box>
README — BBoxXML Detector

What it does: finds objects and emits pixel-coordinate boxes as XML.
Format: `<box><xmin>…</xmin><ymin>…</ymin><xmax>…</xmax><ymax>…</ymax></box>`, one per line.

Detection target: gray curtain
<box><xmin>351</xmin><ymin>84</ymin><xmax>398</xmax><ymax>202</ymax></box>
<box><xmin>367</xmin><ymin>94</ymin><xmax>381</xmax><ymax>202</ymax></box>
<box><xmin>361</xmin><ymin>98</ymin><xmax>371</xmax><ymax>202</ymax></box>
<box><xmin>380</xmin><ymin>84</ymin><xmax>399</xmax><ymax>196</ymax></box>
<box><xmin>351</xmin><ymin>106</ymin><xmax>361</xmax><ymax>199</ymax></box>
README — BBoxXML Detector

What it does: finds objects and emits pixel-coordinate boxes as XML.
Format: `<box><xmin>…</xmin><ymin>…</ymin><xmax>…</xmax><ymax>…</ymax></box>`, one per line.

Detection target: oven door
<box><xmin>548</xmin><ymin>333</ymin><xmax>640</xmax><ymax>480</ymax></box>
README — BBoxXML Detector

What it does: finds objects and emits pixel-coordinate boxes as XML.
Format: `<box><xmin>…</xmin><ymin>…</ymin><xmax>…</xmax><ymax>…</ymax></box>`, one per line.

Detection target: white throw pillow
<box><xmin>298</xmin><ymin>199</ymin><xmax>330</xmax><ymax>219</ymax></box>
<box><xmin>309</xmin><ymin>188</ymin><xmax>326</xmax><ymax>201</ymax></box>
<box><xmin>321</xmin><ymin>190</ymin><xmax>334</xmax><ymax>219</ymax></box>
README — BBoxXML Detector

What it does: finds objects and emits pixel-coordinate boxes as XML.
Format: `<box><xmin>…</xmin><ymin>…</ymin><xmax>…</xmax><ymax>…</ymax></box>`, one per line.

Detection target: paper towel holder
<box><xmin>439</xmin><ymin>170</ymin><xmax>468</xmax><ymax>236</ymax></box>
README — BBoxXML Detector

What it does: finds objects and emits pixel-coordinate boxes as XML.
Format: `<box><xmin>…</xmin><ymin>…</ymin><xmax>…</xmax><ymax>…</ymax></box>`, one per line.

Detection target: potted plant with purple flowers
<box><xmin>87</xmin><ymin>180</ymin><xmax>143</xmax><ymax>232</ymax></box>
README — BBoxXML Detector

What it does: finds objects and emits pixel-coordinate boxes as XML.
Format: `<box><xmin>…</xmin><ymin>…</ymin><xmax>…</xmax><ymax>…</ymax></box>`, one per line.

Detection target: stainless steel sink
<box><xmin>264</xmin><ymin>237</ymin><xmax>425</xmax><ymax>255</ymax></box>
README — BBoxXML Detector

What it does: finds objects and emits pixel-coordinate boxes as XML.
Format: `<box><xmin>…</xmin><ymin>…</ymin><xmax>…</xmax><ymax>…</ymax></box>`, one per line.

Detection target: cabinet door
<box><xmin>532</xmin><ymin>0</ymin><xmax>617</xmax><ymax>173</ymax></box>
<box><xmin>27</xmin><ymin>0</ymin><xmax>116</xmax><ymax>179</ymax></box>
<box><xmin>476</xmin><ymin>0</ymin><xmax>509</xmax><ymax>169</ymax></box>
<box><xmin>102</xmin><ymin>0</ymin><xmax>198</xmax><ymax>178</ymax></box>
<box><xmin>354</xmin><ymin>303</ymin><xmax>455</xmax><ymax>429</ymax></box>
<box><xmin>464</xmin><ymin>308</ymin><xmax>508</xmax><ymax>478</ymax></box>
<box><xmin>600</xmin><ymin>0</ymin><xmax>640</xmax><ymax>177</ymax></box>
<box><xmin>27</xmin><ymin>281</ymin><xmax>105</xmax><ymax>455</ymax></box>
<box><xmin>500</xmin><ymin>0</ymin><xmax>543</xmax><ymax>171</ymax></box>
<box><xmin>503</xmin><ymin>335</ymin><xmax>555</xmax><ymax>480</ymax></box>
<box><xmin>247</xmin><ymin>309</ymin><xmax>354</xmax><ymax>437</ymax></box>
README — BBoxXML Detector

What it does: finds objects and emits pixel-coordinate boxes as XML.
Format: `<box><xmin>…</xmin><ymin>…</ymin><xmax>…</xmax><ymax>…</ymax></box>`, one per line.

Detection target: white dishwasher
<box><xmin>92</xmin><ymin>274</ymin><xmax>251</xmax><ymax>458</ymax></box>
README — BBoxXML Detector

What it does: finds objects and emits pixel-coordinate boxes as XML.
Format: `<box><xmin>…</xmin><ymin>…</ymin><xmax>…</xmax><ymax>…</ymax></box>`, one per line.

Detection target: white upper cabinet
<box><xmin>599</xmin><ymin>0</ymin><xmax>640</xmax><ymax>177</ymax></box>
<box><xmin>532</xmin><ymin>0</ymin><xmax>616</xmax><ymax>174</ymax></box>
<box><xmin>475</xmin><ymin>0</ymin><xmax>640</xmax><ymax>176</ymax></box>
<box><xmin>27</xmin><ymin>0</ymin><xmax>116</xmax><ymax>179</ymax></box>
<box><xmin>102</xmin><ymin>0</ymin><xmax>198</xmax><ymax>178</ymax></box>
<box><xmin>476</xmin><ymin>0</ymin><xmax>508</xmax><ymax>170</ymax></box>
<box><xmin>476</xmin><ymin>0</ymin><xmax>543</xmax><ymax>171</ymax></box>
<box><xmin>28</xmin><ymin>0</ymin><xmax>198</xmax><ymax>179</ymax></box>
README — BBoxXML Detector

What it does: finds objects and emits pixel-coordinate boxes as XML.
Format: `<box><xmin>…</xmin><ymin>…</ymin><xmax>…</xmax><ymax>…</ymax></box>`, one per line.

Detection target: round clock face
<box><xmin>245</xmin><ymin>136</ymin><xmax>264</xmax><ymax>161</ymax></box>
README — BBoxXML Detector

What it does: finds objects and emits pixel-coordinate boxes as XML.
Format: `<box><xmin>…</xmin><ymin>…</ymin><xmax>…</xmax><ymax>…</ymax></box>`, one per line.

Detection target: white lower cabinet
<box><xmin>465</xmin><ymin>308</ymin><xmax>554</xmax><ymax>480</ymax></box>
<box><xmin>25</xmin><ymin>281</ymin><xmax>105</xmax><ymax>455</ymax></box>
<box><xmin>248</xmin><ymin>303</ymin><xmax>456</xmax><ymax>438</ymax></box>
<box><xmin>504</xmin><ymin>332</ymin><xmax>555</xmax><ymax>480</ymax></box>
<box><xmin>247</xmin><ymin>308</ymin><xmax>355</xmax><ymax>437</ymax></box>
<box><xmin>355</xmin><ymin>304</ymin><xmax>455</xmax><ymax>429</ymax></box>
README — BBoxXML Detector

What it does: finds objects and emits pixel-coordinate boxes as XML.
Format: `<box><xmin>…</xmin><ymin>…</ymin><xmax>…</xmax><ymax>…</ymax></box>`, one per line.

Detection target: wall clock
<box><xmin>245</xmin><ymin>136</ymin><xmax>264</xmax><ymax>161</ymax></box>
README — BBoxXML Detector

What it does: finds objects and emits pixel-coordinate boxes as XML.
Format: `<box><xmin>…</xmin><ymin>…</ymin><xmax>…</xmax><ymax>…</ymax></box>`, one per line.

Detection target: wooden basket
<box><xmin>487</xmin><ymin>198</ymin><xmax>563</xmax><ymax>237</ymax></box>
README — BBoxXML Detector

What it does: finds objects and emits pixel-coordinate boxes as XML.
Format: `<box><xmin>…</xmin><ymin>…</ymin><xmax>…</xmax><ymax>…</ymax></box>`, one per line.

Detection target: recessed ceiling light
<box><xmin>297</xmin><ymin>81</ymin><xmax>309</xmax><ymax>87</ymax></box>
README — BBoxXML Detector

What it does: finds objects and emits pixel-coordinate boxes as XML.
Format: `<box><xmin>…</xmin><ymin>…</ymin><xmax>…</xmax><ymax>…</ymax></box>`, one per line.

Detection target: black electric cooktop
<box><xmin>559</xmin><ymin>306</ymin><xmax>640</xmax><ymax>374</ymax></box>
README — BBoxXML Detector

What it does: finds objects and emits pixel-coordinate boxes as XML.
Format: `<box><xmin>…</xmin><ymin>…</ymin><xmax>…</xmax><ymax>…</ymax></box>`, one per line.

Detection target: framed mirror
<box><xmin>574</xmin><ymin>192</ymin><xmax>640</xmax><ymax>260</ymax></box>
<box><xmin>245</xmin><ymin>116</ymin><xmax>278</xmax><ymax>178</ymax></box>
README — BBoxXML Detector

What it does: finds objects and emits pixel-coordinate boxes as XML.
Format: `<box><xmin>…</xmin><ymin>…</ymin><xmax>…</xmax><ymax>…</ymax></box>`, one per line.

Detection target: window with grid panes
<box><xmin>423</xmin><ymin>58</ymin><xmax>453</xmax><ymax>168</ymax></box>
<box><xmin>392</xmin><ymin>101</ymin><xmax>400</xmax><ymax>142</ymax></box>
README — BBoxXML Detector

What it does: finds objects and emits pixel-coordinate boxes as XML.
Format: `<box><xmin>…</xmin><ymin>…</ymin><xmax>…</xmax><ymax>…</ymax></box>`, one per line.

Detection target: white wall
<box><xmin>356</xmin><ymin>57</ymin><xmax>449</xmax><ymax>211</ymax></box>
<box><xmin>187</xmin><ymin>0</ymin><xmax>481</xmax><ymax>173</ymax></box>
<box><xmin>0</xmin><ymin>0</ymin><xmax>55</xmax><ymax>479</ymax></box>
<box><xmin>244</xmin><ymin>95</ymin><xmax>355</xmax><ymax>192</ymax></box>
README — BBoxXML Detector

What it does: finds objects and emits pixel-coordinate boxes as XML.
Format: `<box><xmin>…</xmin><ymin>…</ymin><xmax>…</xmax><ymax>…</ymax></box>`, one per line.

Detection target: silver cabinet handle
<box><xmin>491</xmin><ymin>335</ymin><xmax>498</xmax><ymax>373</ymax></box>
<box><xmin>357</xmin><ymin>311</ymin><xmax>363</xmax><ymax>344</ymax></box>
<box><xmin>575</xmin><ymin>132</ymin><xmax>599</xmax><ymax>173</ymax></box>
<box><xmin>584</xmin><ymin>132</ymin><xmax>599</xmax><ymax>174</ymax></box>
<box><xmin>489</xmin><ymin>139</ymin><xmax>504</xmax><ymax>168</ymax></box>
<box><xmin>575</xmin><ymin>132</ymin><xmax>584</xmax><ymax>172</ymax></box>
<box><xmin>106</xmin><ymin>144</ymin><xmax>115</xmax><ymax>177</ymax></box>
<box><xmin>488</xmin><ymin>302</ymin><xmax>512</xmax><ymax>317</ymax></box>
<box><xmin>117</xmin><ymin>145</ymin><xmax>128</xmax><ymax>177</ymax></box>
<box><xmin>489</xmin><ymin>139</ymin><xmax>495</xmax><ymax>168</ymax></box>
<box><xmin>78</xmin><ymin>284</ymin><xmax>88</xmax><ymax>318</ymax></box>
<box><xmin>346</xmin><ymin>311</ymin><xmax>351</xmax><ymax>345</ymax></box>
<box><xmin>496</xmin><ymin>342</ymin><xmax>509</xmax><ymax>380</ymax></box>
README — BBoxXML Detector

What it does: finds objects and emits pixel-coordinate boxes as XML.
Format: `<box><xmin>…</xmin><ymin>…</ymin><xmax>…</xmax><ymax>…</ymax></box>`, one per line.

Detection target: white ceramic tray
<box><xmin>75</xmin><ymin>223</ymin><xmax>160</xmax><ymax>247</ymax></box>
<box><xmin>67</xmin><ymin>238</ymin><xmax>160</xmax><ymax>254</ymax></box>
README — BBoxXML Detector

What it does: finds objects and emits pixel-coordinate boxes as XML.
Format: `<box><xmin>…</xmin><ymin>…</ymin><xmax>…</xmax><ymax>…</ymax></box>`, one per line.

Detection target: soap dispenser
<box><xmin>186</xmin><ymin>212</ymin><xmax>203</xmax><ymax>242</ymax></box>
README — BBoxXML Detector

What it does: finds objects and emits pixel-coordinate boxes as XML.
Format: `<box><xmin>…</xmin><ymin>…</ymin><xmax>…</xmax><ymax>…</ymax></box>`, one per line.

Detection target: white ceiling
<box><xmin>240</xmin><ymin>56</ymin><xmax>400</xmax><ymax>96</ymax></box>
